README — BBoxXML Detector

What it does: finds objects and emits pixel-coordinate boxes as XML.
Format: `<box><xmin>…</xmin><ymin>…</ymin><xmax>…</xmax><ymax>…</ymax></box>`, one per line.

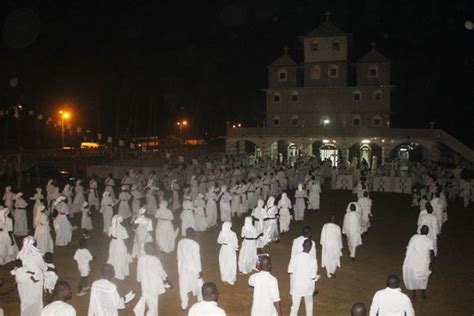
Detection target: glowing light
<box><xmin>59</xmin><ymin>110</ymin><xmax>71</xmax><ymax>120</ymax></box>
<box><xmin>237</xmin><ymin>123</ymin><xmax>242</xmax><ymax>127</ymax></box>
<box><xmin>323</xmin><ymin>119</ymin><xmax>330</xmax><ymax>125</ymax></box>
<box><xmin>182</xmin><ymin>120</ymin><xmax>188</xmax><ymax>126</ymax></box>
<box><xmin>361</xmin><ymin>139</ymin><xmax>371</xmax><ymax>144</ymax></box>
<box><xmin>322</xmin><ymin>139</ymin><xmax>330</xmax><ymax>143</ymax></box>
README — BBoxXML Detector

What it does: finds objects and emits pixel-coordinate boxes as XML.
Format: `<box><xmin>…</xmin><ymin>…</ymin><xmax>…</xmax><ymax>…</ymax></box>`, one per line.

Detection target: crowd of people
<box><xmin>0</xmin><ymin>153</ymin><xmax>472</xmax><ymax>315</ymax></box>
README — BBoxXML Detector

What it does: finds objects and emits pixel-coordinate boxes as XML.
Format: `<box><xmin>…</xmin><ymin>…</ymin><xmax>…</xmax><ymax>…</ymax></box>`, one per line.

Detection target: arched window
<box><xmin>328</xmin><ymin>64</ymin><xmax>339</xmax><ymax>78</ymax></box>
<box><xmin>310</xmin><ymin>65</ymin><xmax>321</xmax><ymax>80</ymax></box>
<box><xmin>352</xmin><ymin>115</ymin><xmax>361</xmax><ymax>127</ymax></box>
<box><xmin>373</xmin><ymin>115</ymin><xmax>382</xmax><ymax>127</ymax></box>
<box><xmin>310</xmin><ymin>40</ymin><xmax>318</xmax><ymax>52</ymax></box>
<box><xmin>291</xmin><ymin>115</ymin><xmax>299</xmax><ymax>126</ymax></box>
<box><xmin>273</xmin><ymin>92</ymin><xmax>281</xmax><ymax>103</ymax></box>
<box><xmin>273</xmin><ymin>115</ymin><xmax>280</xmax><ymax>126</ymax></box>
<box><xmin>368</xmin><ymin>64</ymin><xmax>379</xmax><ymax>78</ymax></box>
<box><xmin>374</xmin><ymin>90</ymin><xmax>383</xmax><ymax>101</ymax></box>
<box><xmin>291</xmin><ymin>91</ymin><xmax>299</xmax><ymax>102</ymax></box>
<box><xmin>353</xmin><ymin>90</ymin><xmax>361</xmax><ymax>101</ymax></box>
<box><xmin>278</xmin><ymin>68</ymin><xmax>287</xmax><ymax>81</ymax></box>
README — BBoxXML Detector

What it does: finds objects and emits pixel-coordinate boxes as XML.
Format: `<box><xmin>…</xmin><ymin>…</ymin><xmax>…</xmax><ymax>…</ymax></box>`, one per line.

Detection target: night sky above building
<box><xmin>0</xmin><ymin>0</ymin><xmax>472</xmax><ymax>147</ymax></box>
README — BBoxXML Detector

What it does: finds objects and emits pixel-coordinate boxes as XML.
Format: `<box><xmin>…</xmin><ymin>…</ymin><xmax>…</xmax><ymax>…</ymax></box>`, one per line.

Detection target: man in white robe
<box><xmin>402</xmin><ymin>226</ymin><xmax>434</xmax><ymax>299</ymax></box>
<box><xmin>320</xmin><ymin>216</ymin><xmax>343</xmax><ymax>278</ymax></box>
<box><xmin>136</xmin><ymin>243</ymin><xmax>172</xmax><ymax>316</ymax></box>
<box><xmin>41</xmin><ymin>280</ymin><xmax>76</xmax><ymax>316</ymax></box>
<box><xmin>288</xmin><ymin>239</ymin><xmax>317</xmax><ymax>316</ymax></box>
<box><xmin>88</xmin><ymin>177</ymin><xmax>100</xmax><ymax>211</ymax></box>
<box><xmin>369</xmin><ymin>274</ymin><xmax>414</xmax><ymax>316</ymax></box>
<box><xmin>357</xmin><ymin>191</ymin><xmax>373</xmax><ymax>233</ymax></box>
<box><xmin>291</xmin><ymin>226</ymin><xmax>316</xmax><ymax>260</ymax></box>
<box><xmin>248</xmin><ymin>256</ymin><xmax>282</xmax><ymax>316</ymax></box>
<box><xmin>88</xmin><ymin>264</ymin><xmax>135</xmax><ymax>316</ymax></box>
<box><xmin>188</xmin><ymin>282</ymin><xmax>226</xmax><ymax>316</ymax></box>
<box><xmin>177</xmin><ymin>228</ymin><xmax>203</xmax><ymax>310</ymax></box>
<box><xmin>417</xmin><ymin>202</ymin><xmax>439</xmax><ymax>255</ymax></box>
<box><xmin>342</xmin><ymin>203</ymin><xmax>363</xmax><ymax>260</ymax></box>
<box><xmin>12</xmin><ymin>258</ymin><xmax>44</xmax><ymax>316</ymax></box>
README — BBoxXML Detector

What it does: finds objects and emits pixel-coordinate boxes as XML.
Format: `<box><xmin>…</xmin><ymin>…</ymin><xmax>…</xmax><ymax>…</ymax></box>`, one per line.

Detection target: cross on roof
<box><xmin>283</xmin><ymin>45</ymin><xmax>289</xmax><ymax>55</ymax></box>
<box><xmin>324</xmin><ymin>10</ymin><xmax>332</xmax><ymax>22</ymax></box>
<box><xmin>371</xmin><ymin>40</ymin><xmax>376</xmax><ymax>49</ymax></box>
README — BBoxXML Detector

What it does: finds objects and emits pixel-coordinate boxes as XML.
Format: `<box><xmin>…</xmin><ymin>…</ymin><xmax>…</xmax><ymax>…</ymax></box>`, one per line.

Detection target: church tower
<box><xmin>356</xmin><ymin>44</ymin><xmax>391</xmax><ymax>86</ymax></box>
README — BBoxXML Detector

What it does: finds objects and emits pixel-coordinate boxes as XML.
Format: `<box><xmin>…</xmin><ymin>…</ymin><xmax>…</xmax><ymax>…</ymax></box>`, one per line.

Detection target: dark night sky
<box><xmin>0</xmin><ymin>0</ymin><xmax>473</xmax><ymax>147</ymax></box>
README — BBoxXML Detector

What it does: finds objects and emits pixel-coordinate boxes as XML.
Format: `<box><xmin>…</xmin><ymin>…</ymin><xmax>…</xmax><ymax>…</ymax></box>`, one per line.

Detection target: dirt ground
<box><xmin>1</xmin><ymin>189</ymin><xmax>473</xmax><ymax>315</ymax></box>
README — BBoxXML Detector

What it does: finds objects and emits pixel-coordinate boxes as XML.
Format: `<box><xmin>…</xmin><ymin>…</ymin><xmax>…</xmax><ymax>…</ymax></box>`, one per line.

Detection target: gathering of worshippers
<box><xmin>0</xmin><ymin>153</ymin><xmax>472</xmax><ymax>316</ymax></box>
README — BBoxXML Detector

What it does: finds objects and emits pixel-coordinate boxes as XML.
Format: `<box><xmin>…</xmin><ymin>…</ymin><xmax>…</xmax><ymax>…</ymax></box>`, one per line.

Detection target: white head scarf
<box><xmin>346</xmin><ymin>202</ymin><xmax>361</xmax><ymax>213</ymax></box>
<box><xmin>218</xmin><ymin>221</ymin><xmax>233</xmax><ymax>240</ymax></box>
<box><xmin>266</xmin><ymin>196</ymin><xmax>275</xmax><ymax>208</ymax></box>
<box><xmin>17</xmin><ymin>236</ymin><xmax>42</xmax><ymax>262</ymax></box>
<box><xmin>298</xmin><ymin>183</ymin><xmax>303</xmax><ymax>191</ymax></box>
<box><xmin>138</xmin><ymin>207</ymin><xmax>147</xmax><ymax>215</ymax></box>
<box><xmin>242</xmin><ymin>216</ymin><xmax>258</xmax><ymax>238</ymax></box>
<box><xmin>35</xmin><ymin>187</ymin><xmax>42</xmax><ymax>193</ymax></box>
<box><xmin>221</xmin><ymin>185</ymin><xmax>227</xmax><ymax>192</ymax></box>
<box><xmin>159</xmin><ymin>200</ymin><xmax>168</xmax><ymax>208</ymax></box>
<box><xmin>256</xmin><ymin>199</ymin><xmax>264</xmax><ymax>209</ymax></box>
<box><xmin>103</xmin><ymin>191</ymin><xmax>110</xmax><ymax>198</ymax></box>
<box><xmin>5</xmin><ymin>186</ymin><xmax>11</xmax><ymax>192</ymax></box>
<box><xmin>109</xmin><ymin>215</ymin><xmax>123</xmax><ymax>237</ymax></box>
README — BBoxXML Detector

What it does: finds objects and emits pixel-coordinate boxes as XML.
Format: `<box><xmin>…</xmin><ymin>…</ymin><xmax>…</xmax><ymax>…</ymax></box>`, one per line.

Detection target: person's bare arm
<box><xmin>273</xmin><ymin>301</ymin><xmax>282</xmax><ymax>316</ymax></box>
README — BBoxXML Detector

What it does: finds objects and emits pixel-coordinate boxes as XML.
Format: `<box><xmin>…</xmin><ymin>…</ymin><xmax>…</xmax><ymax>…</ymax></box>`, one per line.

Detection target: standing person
<box><xmin>307</xmin><ymin>177</ymin><xmax>321</xmax><ymax>211</ymax></box>
<box><xmin>14</xmin><ymin>192</ymin><xmax>29</xmax><ymax>236</ymax></box>
<box><xmin>130</xmin><ymin>185</ymin><xmax>143</xmax><ymax>222</ymax></box>
<box><xmin>248</xmin><ymin>256</ymin><xmax>282</xmax><ymax>316</ymax></box>
<box><xmin>53</xmin><ymin>196</ymin><xmax>73</xmax><ymax>247</ymax></box>
<box><xmin>291</xmin><ymin>226</ymin><xmax>316</xmax><ymax>259</ymax></box>
<box><xmin>357</xmin><ymin>191</ymin><xmax>373</xmax><ymax>233</ymax></box>
<box><xmin>343</xmin><ymin>203</ymin><xmax>363</xmax><ymax>260</ymax></box>
<box><xmin>177</xmin><ymin>228</ymin><xmax>203</xmax><ymax>310</ymax></box>
<box><xmin>100</xmin><ymin>191</ymin><xmax>115</xmax><ymax>235</ymax></box>
<box><xmin>81</xmin><ymin>202</ymin><xmax>93</xmax><ymax>232</ymax></box>
<box><xmin>288</xmin><ymin>239</ymin><xmax>318</xmax><ymax>316</ymax></box>
<box><xmin>403</xmin><ymin>225</ymin><xmax>435</xmax><ymax>299</ymax></box>
<box><xmin>72</xmin><ymin>180</ymin><xmax>85</xmax><ymax>214</ymax></box>
<box><xmin>263</xmin><ymin>197</ymin><xmax>279</xmax><ymax>243</ymax></box>
<box><xmin>62</xmin><ymin>184</ymin><xmax>74</xmax><ymax>218</ymax></box>
<box><xmin>34</xmin><ymin>205</ymin><xmax>54</xmax><ymax>254</ymax></box>
<box><xmin>107</xmin><ymin>215</ymin><xmax>130</xmax><ymax>281</ymax></box>
<box><xmin>0</xmin><ymin>207</ymin><xmax>18</xmax><ymax>265</ymax></box>
<box><xmin>188</xmin><ymin>282</ymin><xmax>226</xmax><ymax>316</ymax></box>
<box><xmin>88</xmin><ymin>176</ymin><xmax>100</xmax><ymax>212</ymax></box>
<box><xmin>320</xmin><ymin>216</ymin><xmax>343</xmax><ymax>278</ymax></box>
<box><xmin>251</xmin><ymin>199</ymin><xmax>265</xmax><ymax>234</ymax></box>
<box><xmin>180</xmin><ymin>199</ymin><xmax>196</xmax><ymax>237</ymax></box>
<box><xmin>155</xmin><ymin>200</ymin><xmax>179</xmax><ymax>253</ymax></box>
<box><xmin>88</xmin><ymin>264</ymin><xmax>135</xmax><ymax>316</ymax></box>
<box><xmin>193</xmin><ymin>194</ymin><xmax>208</xmax><ymax>232</ymax></box>
<box><xmin>417</xmin><ymin>202</ymin><xmax>439</xmax><ymax>256</ymax></box>
<box><xmin>277</xmin><ymin>193</ymin><xmax>292</xmax><ymax>234</ymax></box>
<box><xmin>217</xmin><ymin>222</ymin><xmax>238</xmax><ymax>285</ymax></box>
<box><xmin>171</xmin><ymin>179</ymin><xmax>181</xmax><ymax>211</ymax></box>
<box><xmin>104</xmin><ymin>173</ymin><xmax>116</xmax><ymax>200</ymax></box>
<box><xmin>135</xmin><ymin>243</ymin><xmax>172</xmax><ymax>316</ymax></box>
<box><xmin>73</xmin><ymin>238</ymin><xmax>93</xmax><ymax>296</ymax></box>
<box><xmin>369</xmin><ymin>275</ymin><xmax>414</xmax><ymax>316</ymax></box>
<box><xmin>12</xmin><ymin>259</ymin><xmax>44</xmax><ymax>316</ymax></box>
<box><xmin>132</xmin><ymin>208</ymin><xmax>153</xmax><ymax>259</ymax></box>
<box><xmin>117</xmin><ymin>186</ymin><xmax>132</xmax><ymax>220</ymax></box>
<box><xmin>219</xmin><ymin>185</ymin><xmax>232</xmax><ymax>222</ymax></box>
<box><xmin>294</xmin><ymin>184</ymin><xmax>307</xmax><ymax>221</ymax></box>
<box><xmin>43</xmin><ymin>252</ymin><xmax>58</xmax><ymax>297</ymax></box>
<box><xmin>238</xmin><ymin>216</ymin><xmax>260</xmax><ymax>275</ymax></box>
<box><xmin>2</xmin><ymin>186</ymin><xmax>15</xmax><ymax>213</ymax></box>
<box><xmin>41</xmin><ymin>281</ymin><xmax>76</xmax><ymax>316</ymax></box>
<box><xmin>205</xmin><ymin>186</ymin><xmax>218</xmax><ymax>227</ymax></box>
<box><xmin>30</xmin><ymin>188</ymin><xmax>44</xmax><ymax>229</ymax></box>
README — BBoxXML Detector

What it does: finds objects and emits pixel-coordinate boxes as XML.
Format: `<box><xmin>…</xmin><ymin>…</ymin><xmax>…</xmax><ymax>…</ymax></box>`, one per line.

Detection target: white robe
<box><xmin>403</xmin><ymin>234</ymin><xmax>433</xmax><ymax>290</ymax></box>
<box><xmin>219</xmin><ymin>192</ymin><xmax>232</xmax><ymax>222</ymax></box>
<box><xmin>107</xmin><ymin>224</ymin><xmax>129</xmax><ymax>280</ymax></box>
<box><xmin>0</xmin><ymin>216</ymin><xmax>18</xmax><ymax>265</ymax></box>
<box><xmin>217</xmin><ymin>224</ymin><xmax>238</xmax><ymax>285</ymax></box>
<box><xmin>320</xmin><ymin>223</ymin><xmax>343</xmax><ymax>276</ymax></box>
<box><xmin>417</xmin><ymin>212</ymin><xmax>439</xmax><ymax>255</ymax></box>
<box><xmin>136</xmin><ymin>255</ymin><xmax>168</xmax><ymax>316</ymax></box>
<box><xmin>238</xmin><ymin>218</ymin><xmax>259</xmax><ymax>274</ymax></box>
<box><xmin>248</xmin><ymin>271</ymin><xmax>280</xmax><ymax>316</ymax></box>
<box><xmin>288</xmin><ymin>252</ymin><xmax>317</xmax><ymax>296</ymax></box>
<box><xmin>117</xmin><ymin>191</ymin><xmax>132</xmax><ymax>219</ymax></box>
<box><xmin>205</xmin><ymin>191</ymin><xmax>218</xmax><ymax>227</ymax></box>
<box><xmin>34</xmin><ymin>213</ymin><xmax>54</xmax><ymax>254</ymax></box>
<box><xmin>41</xmin><ymin>301</ymin><xmax>76</xmax><ymax>316</ymax></box>
<box><xmin>100</xmin><ymin>196</ymin><xmax>114</xmax><ymax>234</ymax></box>
<box><xmin>155</xmin><ymin>207</ymin><xmax>178</xmax><ymax>253</ymax></box>
<box><xmin>307</xmin><ymin>183</ymin><xmax>321</xmax><ymax>210</ymax></box>
<box><xmin>342</xmin><ymin>211</ymin><xmax>362</xmax><ymax>257</ymax></box>
<box><xmin>177</xmin><ymin>238</ymin><xmax>203</xmax><ymax>309</ymax></box>
<box><xmin>54</xmin><ymin>203</ymin><xmax>73</xmax><ymax>246</ymax></box>
<box><xmin>294</xmin><ymin>189</ymin><xmax>306</xmax><ymax>221</ymax></box>
<box><xmin>357</xmin><ymin>197</ymin><xmax>373</xmax><ymax>232</ymax></box>
<box><xmin>180</xmin><ymin>209</ymin><xmax>196</xmax><ymax>237</ymax></box>
<box><xmin>88</xmin><ymin>279</ymin><xmax>125</xmax><ymax>316</ymax></box>
<box><xmin>81</xmin><ymin>205</ymin><xmax>93</xmax><ymax>230</ymax></box>
<box><xmin>14</xmin><ymin>198</ymin><xmax>29</xmax><ymax>236</ymax></box>
<box><xmin>132</xmin><ymin>217</ymin><xmax>153</xmax><ymax>258</ymax></box>
<box><xmin>15</xmin><ymin>266</ymin><xmax>44</xmax><ymax>316</ymax></box>
<box><xmin>277</xmin><ymin>195</ymin><xmax>292</xmax><ymax>233</ymax></box>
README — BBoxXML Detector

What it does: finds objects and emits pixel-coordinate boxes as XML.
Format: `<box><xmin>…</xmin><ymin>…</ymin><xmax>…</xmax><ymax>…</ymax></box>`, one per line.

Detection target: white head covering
<box><xmin>256</xmin><ymin>199</ymin><xmax>264</xmax><ymax>209</ymax></box>
<box><xmin>16</xmin><ymin>192</ymin><xmax>23</xmax><ymax>199</ymax></box>
<box><xmin>218</xmin><ymin>221</ymin><xmax>233</xmax><ymax>240</ymax></box>
<box><xmin>5</xmin><ymin>186</ymin><xmax>11</xmax><ymax>192</ymax></box>
<box><xmin>76</xmin><ymin>179</ymin><xmax>82</xmax><ymax>185</ymax></box>
<box><xmin>346</xmin><ymin>202</ymin><xmax>361</xmax><ymax>213</ymax></box>
<box><xmin>103</xmin><ymin>191</ymin><xmax>110</xmax><ymax>198</ymax></box>
<box><xmin>242</xmin><ymin>216</ymin><xmax>258</xmax><ymax>238</ymax></box>
<box><xmin>221</xmin><ymin>185</ymin><xmax>227</xmax><ymax>192</ymax></box>
<box><xmin>17</xmin><ymin>236</ymin><xmax>42</xmax><ymax>262</ymax></box>
<box><xmin>266</xmin><ymin>196</ymin><xmax>275</xmax><ymax>208</ymax></box>
<box><xmin>35</xmin><ymin>187</ymin><xmax>42</xmax><ymax>193</ymax></box>
<box><xmin>298</xmin><ymin>183</ymin><xmax>303</xmax><ymax>191</ymax></box>
<box><xmin>159</xmin><ymin>200</ymin><xmax>168</xmax><ymax>208</ymax></box>
<box><xmin>121</xmin><ymin>185</ymin><xmax>128</xmax><ymax>191</ymax></box>
<box><xmin>109</xmin><ymin>215</ymin><xmax>123</xmax><ymax>236</ymax></box>
<box><xmin>138</xmin><ymin>207</ymin><xmax>147</xmax><ymax>215</ymax></box>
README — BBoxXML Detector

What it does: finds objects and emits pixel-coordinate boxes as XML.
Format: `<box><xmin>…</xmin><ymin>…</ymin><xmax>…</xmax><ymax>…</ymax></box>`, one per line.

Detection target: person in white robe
<box><xmin>14</xmin><ymin>192</ymin><xmax>29</xmax><ymax>236</ymax></box>
<box><xmin>417</xmin><ymin>202</ymin><xmax>439</xmax><ymax>255</ymax></box>
<box><xmin>104</xmin><ymin>174</ymin><xmax>116</xmax><ymax>200</ymax></box>
<box><xmin>263</xmin><ymin>197</ymin><xmax>279</xmax><ymax>243</ymax></box>
<box><xmin>30</xmin><ymin>187</ymin><xmax>44</xmax><ymax>229</ymax></box>
<box><xmin>369</xmin><ymin>275</ymin><xmax>414</xmax><ymax>316</ymax></box>
<box><xmin>277</xmin><ymin>193</ymin><xmax>292</xmax><ymax>233</ymax></box>
<box><xmin>177</xmin><ymin>228</ymin><xmax>203</xmax><ymax>310</ymax></box>
<box><xmin>34</xmin><ymin>205</ymin><xmax>54</xmax><ymax>254</ymax></box>
<box><xmin>205</xmin><ymin>186</ymin><xmax>218</xmax><ymax>227</ymax></box>
<box><xmin>145</xmin><ymin>183</ymin><xmax>158</xmax><ymax>216</ymax></box>
<box><xmin>217</xmin><ymin>222</ymin><xmax>238</xmax><ymax>285</ymax></box>
<box><xmin>53</xmin><ymin>196</ymin><xmax>73</xmax><ymax>246</ymax></box>
<box><xmin>132</xmin><ymin>208</ymin><xmax>153</xmax><ymax>258</ymax></box>
<box><xmin>107</xmin><ymin>215</ymin><xmax>130</xmax><ymax>280</ymax></box>
<box><xmin>430</xmin><ymin>192</ymin><xmax>444</xmax><ymax>233</ymax></box>
<box><xmin>230</xmin><ymin>183</ymin><xmax>241</xmax><ymax>218</ymax></box>
<box><xmin>320</xmin><ymin>216</ymin><xmax>343</xmax><ymax>278</ymax></box>
<box><xmin>357</xmin><ymin>191</ymin><xmax>373</xmax><ymax>233</ymax></box>
<box><xmin>43</xmin><ymin>252</ymin><xmax>58</xmax><ymax>295</ymax></box>
<box><xmin>288</xmin><ymin>239</ymin><xmax>317</xmax><ymax>316</ymax></box>
<box><xmin>171</xmin><ymin>179</ymin><xmax>181</xmax><ymax>211</ymax></box>
<box><xmin>81</xmin><ymin>201</ymin><xmax>93</xmax><ymax>231</ymax></box>
<box><xmin>17</xmin><ymin>236</ymin><xmax>47</xmax><ymax>275</ymax></box>
<box><xmin>46</xmin><ymin>179</ymin><xmax>56</xmax><ymax>208</ymax></box>
<box><xmin>62</xmin><ymin>184</ymin><xmax>74</xmax><ymax>218</ymax></box>
<box><xmin>251</xmin><ymin>199</ymin><xmax>265</xmax><ymax>235</ymax></box>
<box><xmin>72</xmin><ymin>180</ymin><xmax>85</xmax><ymax>214</ymax></box>
<box><xmin>307</xmin><ymin>178</ymin><xmax>321</xmax><ymax>210</ymax></box>
<box><xmin>248</xmin><ymin>256</ymin><xmax>282</xmax><ymax>316</ymax></box>
<box><xmin>41</xmin><ymin>280</ymin><xmax>76</xmax><ymax>316</ymax></box>
<box><xmin>193</xmin><ymin>194</ymin><xmax>208</xmax><ymax>232</ymax></box>
<box><xmin>190</xmin><ymin>176</ymin><xmax>199</xmax><ymax>201</ymax></box>
<box><xmin>100</xmin><ymin>192</ymin><xmax>115</xmax><ymax>235</ymax></box>
<box><xmin>294</xmin><ymin>184</ymin><xmax>307</xmax><ymax>221</ymax></box>
<box><xmin>135</xmin><ymin>243</ymin><xmax>172</xmax><ymax>316</ymax></box>
<box><xmin>343</xmin><ymin>202</ymin><xmax>363</xmax><ymax>260</ymax></box>
<box><xmin>402</xmin><ymin>226</ymin><xmax>434</xmax><ymax>299</ymax></box>
<box><xmin>188</xmin><ymin>282</ymin><xmax>226</xmax><ymax>316</ymax></box>
<box><xmin>238</xmin><ymin>216</ymin><xmax>260</xmax><ymax>274</ymax></box>
<box><xmin>0</xmin><ymin>207</ymin><xmax>18</xmax><ymax>265</ymax></box>
<box><xmin>2</xmin><ymin>186</ymin><xmax>15</xmax><ymax>213</ymax></box>
<box><xmin>181</xmin><ymin>199</ymin><xmax>196</xmax><ymax>237</ymax></box>
<box><xmin>130</xmin><ymin>185</ymin><xmax>143</xmax><ymax>221</ymax></box>
<box><xmin>155</xmin><ymin>200</ymin><xmax>179</xmax><ymax>253</ymax></box>
<box><xmin>88</xmin><ymin>177</ymin><xmax>100</xmax><ymax>211</ymax></box>
<box><xmin>13</xmin><ymin>258</ymin><xmax>44</xmax><ymax>316</ymax></box>
<box><xmin>117</xmin><ymin>186</ymin><xmax>132</xmax><ymax>219</ymax></box>
<box><xmin>88</xmin><ymin>264</ymin><xmax>135</xmax><ymax>316</ymax></box>
<box><xmin>219</xmin><ymin>185</ymin><xmax>232</xmax><ymax>222</ymax></box>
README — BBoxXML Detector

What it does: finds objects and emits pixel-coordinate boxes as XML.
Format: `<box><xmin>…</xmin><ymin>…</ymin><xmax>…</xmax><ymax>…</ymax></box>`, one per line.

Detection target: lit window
<box><xmin>353</xmin><ymin>90</ymin><xmax>361</xmax><ymax>101</ymax></box>
<box><xmin>291</xmin><ymin>91</ymin><xmax>299</xmax><ymax>102</ymax></box>
<box><xmin>328</xmin><ymin>65</ymin><xmax>339</xmax><ymax>78</ymax></box>
<box><xmin>273</xmin><ymin>116</ymin><xmax>280</xmax><ymax>126</ymax></box>
<box><xmin>373</xmin><ymin>115</ymin><xmax>382</xmax><ymax>126</ymax></box>
<box><xmin>332</xmin><ymin>41</ymin><xmax>340</xmax><ymax>51</ymax></box>
<box><xmin>374</xmin><ymin>90</ymin><xmax>383</xmax><ymax>101</ymax></box>
<box><xmin>321</xmin><ymin>117</ymin><xmax>331</xmax><ymax>127</ymax></box>
<box><xmin>311</xmin><ymin>65</ymin><xmax>321</xmax><ymax>80</ymax></box>
<box><xmin>291</xmin><ymin>115</ymin><xmax>298</xmax><ymax>126</ymax></box>
<box><xmin>278</xmin><ymin>69</ymin><xmax>287</xmax><ymax>81</ymax></box>
<box><xmin>311</xmin><ymin>40</ymin><xmax>318</xmax><ymax>52</ymax></box>
<box><xmin>273</xmin><ymin>92</ymin><xmax>281</xmax><ymax>102</ymax></box>
<box><xmin>368</xmin><ymin>64</ymin><xmax>379</xmax><ymax>78</ymax></box>
<box><xmin>352</xmin><ymin>115</ymin><xmax>361</xmax><ymax>127</ymax></box>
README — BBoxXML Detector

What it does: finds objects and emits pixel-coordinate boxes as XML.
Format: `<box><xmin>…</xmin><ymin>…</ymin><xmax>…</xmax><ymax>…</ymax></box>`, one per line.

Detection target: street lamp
<box><xmin>176</xmin><ymin>120</ymin><xmax>189</xmax><ymax>137</ymax></box>
<box><xmin>59</xmin><ymin>110</ymin><xmax>71</xmax><ymax>148</ymax></box>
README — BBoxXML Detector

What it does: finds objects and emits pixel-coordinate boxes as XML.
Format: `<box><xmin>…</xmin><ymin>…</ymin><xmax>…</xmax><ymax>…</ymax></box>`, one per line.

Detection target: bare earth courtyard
<box><xmin>1</xmin><ymin>189</ymin><xmax>473</xmax><ymax>315</ymax></box>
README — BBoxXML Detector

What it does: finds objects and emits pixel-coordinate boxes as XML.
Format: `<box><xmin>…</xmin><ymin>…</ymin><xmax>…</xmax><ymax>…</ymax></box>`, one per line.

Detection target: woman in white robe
<box><xmin>30</xmin><ymin>187</ymin><xmax>44</xmax><ymax>229</ymax></box>
<box><xmin>54</xmin><ymin>197</ymin><xmax>73</xmax><ymax>246</ymax></box>
<box><xmin>190</xmin><ymin>176</ymin><xmax>199</xmax><ymax>201</ymax></box>
<box><xmin>81</xmin><ymin>201</ymin><xmax>93</xmax><ymax>231</ymax></box>
<box><xmin>217</xmin><ymin>222</ymin><xmax>238</xmax><ymax>285</ymax></box>
<box><xmin>87</xmin><ymin>178</ymin><xmax>100</xmax><ymax>211</ymax></box>
<box><xmin>294</xmin><ymin>184</ymin><xmax>307</xmax><ymax>221</ymax></box>
<box><xmin>342</xmin><ymin>203</ymin><xmax>363</xmax><ymax>259</ymax></box>
<box><xmin>320</xmin><ymin>219</ymin><xmax>343</xmax><ymax>278</ymax></box>
<box><xmin>46</xmin><ymin>179</ymin><xmax>56</xmax><ymax>207</ymax></box>
<box><xmin>0</xmin><ymin>208</ymin><xmax>18</xmax><ymax>265</ymax></box>
<box><xmin>2</xmin><ymin>186</ymin><xmax>15</xmax><ymax>212</ymax></box>
<box><xmin>230</xmin><ymin>183</ymin><xmax>241</xmax><ymax>218</ymax></box>
<box><xmin>205</xmin><ymin>186</ymin><xmax>218</xmax><ymax>227</ymax></box>
<box><xmin>193</xmin><ymin>193</ymin><xmax>208</xmax><ymax>232</ymax></box>
<box><xmin>130</xmin><ymin>185</ymin><xmax>142</xmax><ymax>221</ymax></box>
<box><xmin>100</xmin><ymin>191</ymin><xmax>115</xmax><ymax>234</ymax></box>
<box><xmin>180</xmin><ymin>199</ymin><xmax>196</xmax><ymax>237</ymax></box>
<box><xmin>145</xmin><ymin>184</ymin><xmax>158</xmax><ymax>216</ymax></box>
<box><xmin>155</xmin><ymin>200</ymin><xmax>178</xmax><ymax>253</ymax></box>
<box><xmin>118</xmin><ymin>186</ymin><xmax>132</xmax><ymax>219</ymax></box>
<box><xmin>171</xmin><ymin>179</ymin><xmax>181</xmax><ymax>211</ymax></box>
<box><xmin>263</xmin><ymin>197</ymin><xmax>279</xmax><ymax>243</ymax></box>
<box><xmin>14</xmin><ymin>193</ymin><xmax>29</xmax><ymax>236</ymax></box>
<box><xmin>107</xmin><ymin>215</ymin><xmax>130</xmax><ymax>280</ymax></box>
<box><xmin>62</xmin><ymin>184</ymin><xmax>74</xmax><ymax>217</ymax></box>
<box><xmin>307</xmin><ymin>179</ymin><xmax>321</xmax><ymax>210</ymax></box>
<box><xmin>238</xmin><ymin>216</ymin><xmax>259</xmax><ymax>274</ymax></box>
<box><xmin>219</xmin><ymin>185</ymin><xmax>232</xmax><ymax>222</ymax></box>
<box><xmin>72</xmin><ymin>180</ymin><xmax>85</xmax><ymax>214</ymax></box>
<box><xmin>251</xmin><ymin>199</ymin><xmax>265</xmax><ymax>234</ymax></box>
<box><xmin>132</xmin><ymin>208</ymin><xmax>153</xmax><ymax>258</ymax></box>
<box><xmin>34</xmin><ymin>205</ymin><xmax>54</xmax><ymax>254</ymax></box>
<box><xmin>277</xmin><ymin>193</ymin><xmax>292</xmax><ymax>233</ymax></box>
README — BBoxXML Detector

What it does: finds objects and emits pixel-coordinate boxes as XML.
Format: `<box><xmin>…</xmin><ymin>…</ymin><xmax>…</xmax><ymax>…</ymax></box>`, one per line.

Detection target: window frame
<box><xmin>328</xmin><ymin>64</ymin><xmax>339</xmax><ymax>78</ymax></box>
<box><xmin>273</xmin><ymin>115</ymin><xmax>280</xmax><ymax>126</ymax></box>
<box><xmin>277</xmin><ymin>68</ymin><xmax>287</xmax><ymax>81</ymax></box>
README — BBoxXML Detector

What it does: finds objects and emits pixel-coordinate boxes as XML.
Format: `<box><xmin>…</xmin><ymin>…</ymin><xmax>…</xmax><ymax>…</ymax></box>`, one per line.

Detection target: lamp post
<box><xmin>59</xmin><ymin>110</ymin><xmax>71</xmax><ymax>148</ymax></box>
<box><xmin>176</xmin><ymin>120</ymin><xmax>188</xmax><ymax>142</ymax></box>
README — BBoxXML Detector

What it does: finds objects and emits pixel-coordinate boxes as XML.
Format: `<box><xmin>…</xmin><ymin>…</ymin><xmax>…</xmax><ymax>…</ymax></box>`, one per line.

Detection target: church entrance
<box><xmin>319</xmin><ymin>144</ymin><xmax>338</xmax><ymax>166</ymax></box>
<box><xmin>360</xmin><ymin>145</ymin><xmax>372</xmax><ymax>168</ymax></box>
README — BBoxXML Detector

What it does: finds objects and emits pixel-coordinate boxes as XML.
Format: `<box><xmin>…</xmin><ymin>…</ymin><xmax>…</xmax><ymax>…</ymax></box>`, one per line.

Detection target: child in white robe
<box><xmin>81</xmin><ymin>201</ymin><xmax>93</xmax><ymax>231</ymax></box>
<box><xmin>43</xmin><ymin>252</ymin><xmax>58</xmax><ymax>295</ymax></box>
